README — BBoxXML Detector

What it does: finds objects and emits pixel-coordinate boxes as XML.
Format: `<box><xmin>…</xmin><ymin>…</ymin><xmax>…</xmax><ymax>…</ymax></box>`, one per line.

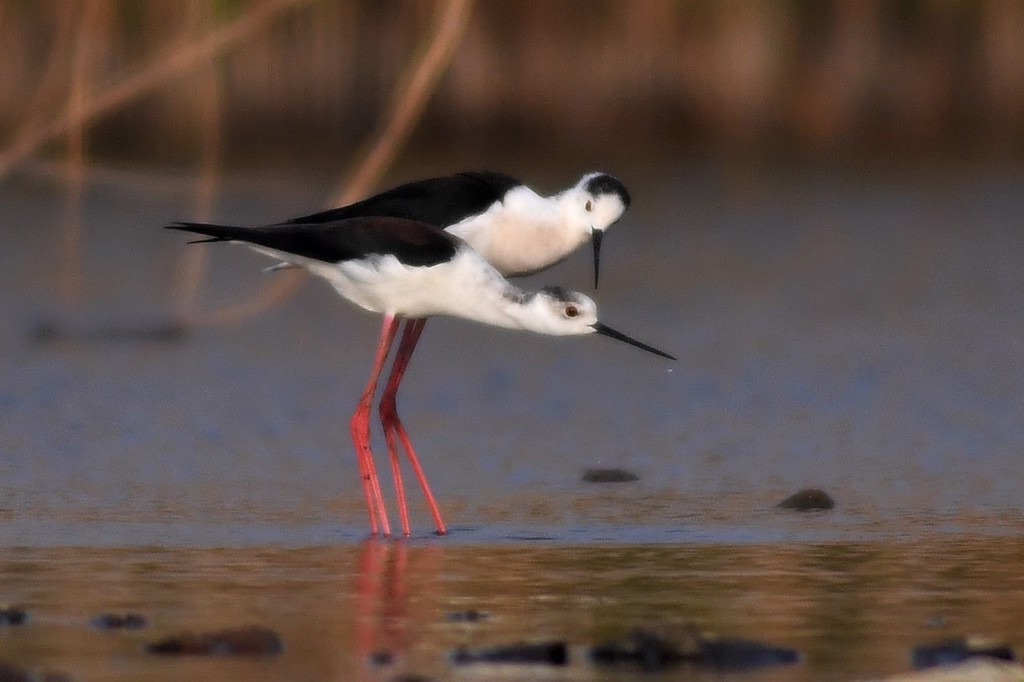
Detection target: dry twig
<box><xmin>172</xmin><ymin>2</ymin><xmax>226</xmax><ymax>323</ymax></box>
<box><xmin>0</xmin><ymin>0</ymin><xmax>311</xmax><ymax>181</ymax></box>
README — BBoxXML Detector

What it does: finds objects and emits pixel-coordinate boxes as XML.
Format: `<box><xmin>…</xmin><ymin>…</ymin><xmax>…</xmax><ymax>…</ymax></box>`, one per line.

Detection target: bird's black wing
<box><xmin>167</xmin><ymin>216</ymin><xmax>459</xmax><ymax>267</ymax></box>
<box><xmin>286</xmin><ymin>171</ymin><xmax>523</xmax><ymax>228</ymax></box>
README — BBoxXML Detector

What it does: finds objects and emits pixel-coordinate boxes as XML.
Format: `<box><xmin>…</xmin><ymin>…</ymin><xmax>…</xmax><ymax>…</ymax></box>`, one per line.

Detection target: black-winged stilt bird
<box><xmin>279</xmin><ymin>171</ymin><xmax>630</xmax><ymax>287</ymax></box>
<box><xmin>210</xmin><ymin>170</ymin><xmax>632</xmax><ymax>536</ymax></box>
<box><xmin>167</xmin><ymin>215</ymin><xmax>671</xmax><ymax>537</ymax></box>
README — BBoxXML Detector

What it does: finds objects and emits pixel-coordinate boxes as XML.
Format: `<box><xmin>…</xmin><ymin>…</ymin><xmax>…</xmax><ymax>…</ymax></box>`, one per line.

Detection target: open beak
<box><xmin>592</xmin><ymin>322</ymin><xmax>676</xmax><ymax>360</ymax></box>
<box><xmin>591</xmin><ymin>228</ymin><xmax>603</xmax><ymax>289</ymax></box>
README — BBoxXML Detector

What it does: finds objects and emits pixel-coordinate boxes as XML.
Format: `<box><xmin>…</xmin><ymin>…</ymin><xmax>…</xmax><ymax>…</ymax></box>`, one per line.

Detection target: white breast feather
<box><xmin>310</xmin><ymin>248</ymin><xmax>522</xmax><ymax>328</ymax></box>
<box><xmin>447</xmin><ymin>187</ymin><xmax>584</xmax><ymax>277</ymax></box>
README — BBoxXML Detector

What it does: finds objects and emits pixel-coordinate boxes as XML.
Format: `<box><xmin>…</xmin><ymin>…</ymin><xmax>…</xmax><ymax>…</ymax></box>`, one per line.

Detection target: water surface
<box><xmin>1</xmin><ymin>165</ymin><xmax>1022</xmax><ymax>678</ymax></box>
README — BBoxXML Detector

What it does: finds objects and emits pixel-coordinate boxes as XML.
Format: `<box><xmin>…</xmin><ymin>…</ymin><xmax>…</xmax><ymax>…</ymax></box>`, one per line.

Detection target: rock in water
<box><xmin>147</xmin><ymin>626</ymin><xmax>283</xmax><ymax>656</ymax></box>
<box><xmin>92</xmin><ymin>612</ymin><xmax>148</xmax><ymax>630</ymax></box>
<box><xmin>777</xmin><ymin>488</ymin><xmax>835</xmax><ymax>511</ymax></box>
<box><xmin>452</xmin><ymin>641</ymin><xmax>568</xmax><ymax>665</ymax></box>
<box><xmin>590</xmin><ymin>627</ymin><xmax>799</xmax><ymax>671</ymax></box>
<box><xmin>581</xmin><ymin>468</ymin><xmax>639</xmax><ymax>483</ymax></box>
<box><xmin>911</xmin><ymin>636</ymin><xmax>1016</xmax><ymax>669</ymax></box>
<box><xmin>0</xmin><ymin>606</ymin><xmax>27</xmax><ymax>626</ymax></box>
<box><xmin>590</xmin><ymin>629</ymin><xmax>684</xmax><ymax>671</ymax></box>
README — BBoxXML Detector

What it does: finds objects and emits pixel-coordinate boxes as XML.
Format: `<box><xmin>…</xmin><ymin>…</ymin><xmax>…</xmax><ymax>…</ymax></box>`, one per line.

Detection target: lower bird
<box><xmin>167</xmin><ymin>215</ymin><xmax>673</xmax><ymax>537</ymax></box>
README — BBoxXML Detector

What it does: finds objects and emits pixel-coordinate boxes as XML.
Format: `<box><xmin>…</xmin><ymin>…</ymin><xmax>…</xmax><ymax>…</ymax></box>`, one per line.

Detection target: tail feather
<box><xmin>165</xmin><ymin>216</ymin><xmax>459</xmax><ymax>266</ymax></box>
<box><xmin>165</xmin><ymin>221</ymin><xmax>244</xmax><ymax>243</ymax></box>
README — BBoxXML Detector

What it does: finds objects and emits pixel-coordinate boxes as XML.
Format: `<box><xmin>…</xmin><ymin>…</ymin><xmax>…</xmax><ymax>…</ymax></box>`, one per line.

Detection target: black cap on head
<box><xmin>584</xmin><ymin>173</ymin><xmax>631</xmax><ymax>208</ymax></box>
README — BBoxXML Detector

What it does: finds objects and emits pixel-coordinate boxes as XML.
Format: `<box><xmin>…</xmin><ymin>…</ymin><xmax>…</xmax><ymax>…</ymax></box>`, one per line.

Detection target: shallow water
<box><xmin>1</xmin><ymin>164</ymin><xmax>1023</xmax><ymax>678</ymax></box>
<box><xmin>3</xmin><ymin>540</ymin><xmax>1024</xmax><ymax>680</ymax></box>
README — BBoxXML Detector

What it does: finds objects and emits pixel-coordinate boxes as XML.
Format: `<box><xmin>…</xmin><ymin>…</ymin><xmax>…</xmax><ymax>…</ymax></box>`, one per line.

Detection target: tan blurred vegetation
<box><xmin>4</xmin><ymin>0</ymin><xmax>1022</xmax><ymax>327</ymax></box>
<box><xmin>3</xmin><ymin>0</ymin><xmax>1024</xmax><ymax>178</ymax></box>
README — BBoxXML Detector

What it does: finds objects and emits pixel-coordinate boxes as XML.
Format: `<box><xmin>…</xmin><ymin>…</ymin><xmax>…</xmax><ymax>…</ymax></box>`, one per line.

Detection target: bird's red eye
<box><xmin>585</xmin><ymin>200</ymin><xmax>593</xmax><ymax>212</ymax></box>
<box><xmin>565</xmin><ymin>305</ymin><xmax>579</xmax><ymax>318</ymax></box>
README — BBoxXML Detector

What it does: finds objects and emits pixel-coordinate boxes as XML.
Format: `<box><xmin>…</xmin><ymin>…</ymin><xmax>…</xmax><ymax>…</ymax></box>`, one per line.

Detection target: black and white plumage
<box><xmin>276</xmin><ymin>170</ymin><xmax>631</xmax><ymax>285</ymax></box>
<box><xmin>261</xmin><ymin>170</ymin><xmax>635</xmax><ymax>518</ymax></box>
<box><xmin>168</xmin><ymin>217</ymin><xmax>668</xmax><ymax>345</ymax></box>
<box><xmin>166</xmin><ymin>214</ymin><xmax>672</xmax><ymax>538</ymax></box>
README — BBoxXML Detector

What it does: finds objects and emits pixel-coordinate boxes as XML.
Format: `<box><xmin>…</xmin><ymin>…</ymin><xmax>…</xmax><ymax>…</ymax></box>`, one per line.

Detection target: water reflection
<box><xmin>0</xmin><ymin>539</ymin><xmax>1021</xmax><ymax>679</ymax></box>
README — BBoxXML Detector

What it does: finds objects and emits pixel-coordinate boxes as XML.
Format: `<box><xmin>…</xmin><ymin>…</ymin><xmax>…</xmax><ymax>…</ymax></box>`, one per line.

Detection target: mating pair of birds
<box><xmin>167</xmin><ymin>170</ymin><xmax>674</xmax><ymax>537</ymax></box>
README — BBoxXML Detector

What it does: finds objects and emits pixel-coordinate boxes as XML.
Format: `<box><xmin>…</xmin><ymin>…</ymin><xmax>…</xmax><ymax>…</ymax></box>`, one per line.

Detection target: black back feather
<box><xmin>286</xmin><ymin>171</ymin><xmax>522</xmax><ymax>227</ymax></box>
<box><xmin>166</xmin><ymin>216</ymin><xmax>459</xmax><ymax>267</ymax></box>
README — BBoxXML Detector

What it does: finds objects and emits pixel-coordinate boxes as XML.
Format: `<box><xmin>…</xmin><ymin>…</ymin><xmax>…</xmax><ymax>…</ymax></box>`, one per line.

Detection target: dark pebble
<box><xmin>0</xmin><ymin>660</ymin><xmax>71</xmax><ymax>682</ymax></box>
<box><xmin>146</xmin><ymin>625</ymin><xmax>284</xmax><ymax>656</ymax></box>
<box><xmin>369</xmin><ymin>649</ymin><xmax>394</xmax><ymax>666</ymax></box>
<box><xmin>777</xmin><ymin>488</ymin><xmax>835</xmax><ymax>511</ymax></box>
<box><xmin>0</xmin><ymin>607</ymin><xmax>27</xmax><ymax>627</ymax></box>
<box><xmin>30</xmin><ymin>321</ymin><xmax>63</xmax><ymax>344</ymax></box>
<box><xmin>0</xmin><ymin>661</ymin><xmax>30</xmax><ymax>682</ymax></box>
<box><xmin>446</xmin><ymin>609</ymin><xmax>489</xmax><ymax>623</ymax></box>
<box><xmin>92</xmin><ymin>613</ymin><xmax>148</xmax><ymax>630</ymax></box>
<box><xmin>581</xmin><ymin>468</ymin><xmax>639</xmax><ymax>483</ymax></box>
<box><xmin>911</xmin><ymin>636</ymin><xmax>1016</xmax><ymax>669</ymax></box>
<box><xmin>591</xmin><ymin>628</ymin><xmax>799</xmax><ymax>671</ymax></box>
<box><xmin>452</xmin><ymin>641</ymin><xmax>568</xmax><ymax>666</ymax></box>
<box><xmin>31</xmin><ymin>320</ymin><xmax>187</xmax><ymax>345</ymax></box>
<box><xmin>590</xmin><ymin>629</ymin><xmax>684</xmax><ymax>671</ymax></box>
<box><xmin>699</xmin><ymin>636</ymin><xmax>801</xmax><ymax>668</ymax></box>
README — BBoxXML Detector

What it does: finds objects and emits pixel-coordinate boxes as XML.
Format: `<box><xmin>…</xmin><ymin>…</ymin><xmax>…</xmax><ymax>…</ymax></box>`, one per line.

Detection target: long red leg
<box><xmin>381</xmin><ymin>323</ymin><xmax>412</xmax><ymax>536</ymax></box>
<box><xmin>379</xmin><ymin>320</ymin><xmax>418</xmax><ymax>536</ymax></box>
<box><xmin>379</xmin><ymin>318</ymin><xmax>447</xmax><ymax>536</ymax></box>
<box><xmin>350</xmin><ymin>314</ymin><xmax>401</xmax><ymax>537</ymax></box>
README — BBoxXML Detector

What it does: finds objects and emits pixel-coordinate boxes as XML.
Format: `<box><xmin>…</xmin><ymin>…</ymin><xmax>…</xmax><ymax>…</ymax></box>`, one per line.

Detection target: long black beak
<box><xmin>592</xmin><ymin>322</ymin><xmax>676</xmax><ymax>360</ymax></box>
<box><xmin>591</xmin><ymin>229</ymin><xmax>603</xmax><ymax>289</ymax></box>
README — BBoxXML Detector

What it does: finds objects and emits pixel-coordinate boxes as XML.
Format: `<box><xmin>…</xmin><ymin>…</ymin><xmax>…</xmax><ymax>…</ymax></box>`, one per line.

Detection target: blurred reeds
<box><xmin>3</xmin><ymin>0</ymin><xmax>1023</xmax><ymax>178</ymax></box>
<box><xmin>3</xmin><ymin>0</ymin><xmax>1022</xmax><ymax>327</ymax></box>
<box><xmin>3</xmin><ymin>0</ymin><xmax>476</xmax><ymax>325</ymax></box>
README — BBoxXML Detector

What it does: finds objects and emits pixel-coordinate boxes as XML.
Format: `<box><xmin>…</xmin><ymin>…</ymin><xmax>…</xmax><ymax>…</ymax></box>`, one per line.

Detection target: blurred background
<box><xmin>3</xmin><ymin>0</ymin><xmax>1024</xmax><ymax>179</ymax></box>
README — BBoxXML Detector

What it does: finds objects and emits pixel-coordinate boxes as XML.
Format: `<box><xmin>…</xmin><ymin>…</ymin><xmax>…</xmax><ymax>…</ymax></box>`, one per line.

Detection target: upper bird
<box><xmin>166</xmin><ymin>214</ymin><xmax>672</xmax><ymax>538</ymax></box>
<box><xmin>279</xmin><ymin>170</ymin><xmax>630</xmax><ymax>287</ymax></box>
